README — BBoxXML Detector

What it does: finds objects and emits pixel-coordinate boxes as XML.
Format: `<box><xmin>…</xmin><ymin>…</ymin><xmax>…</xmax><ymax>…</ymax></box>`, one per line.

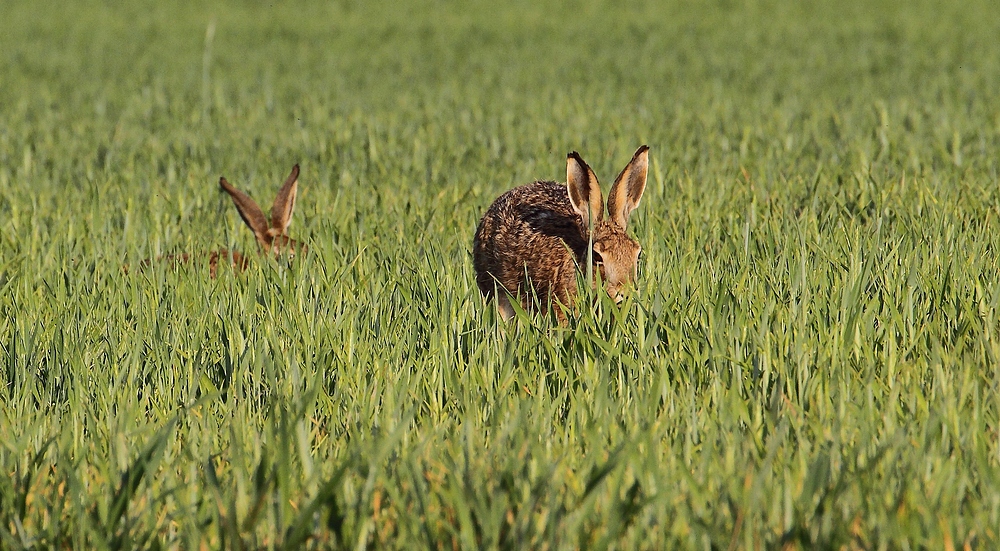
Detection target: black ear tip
<box><xmin>567</xmin><ymin>151</ymin><xmax>587</xmax><ymax>165</ymax></box>
<box><xmin>636</xmin><ymin>145</ymin><xmax>650</xmax><ymax>155</ymax></box>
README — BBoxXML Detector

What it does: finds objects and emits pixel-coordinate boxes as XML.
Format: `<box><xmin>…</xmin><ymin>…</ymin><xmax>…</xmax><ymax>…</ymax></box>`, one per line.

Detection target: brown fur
<box><xmin>137</xmin><ymin>250</ymin><xmax>250</xmax><ymax>278</ymax></box>
<box><xmin>473</xmin><ymin>146</ymin><xmax>649</xmax><ymax>323</ymax></box>
<box><xmin>133</xmin><ymin>164</ymin><xmax>304</xmax><ymax>277</ymax></box>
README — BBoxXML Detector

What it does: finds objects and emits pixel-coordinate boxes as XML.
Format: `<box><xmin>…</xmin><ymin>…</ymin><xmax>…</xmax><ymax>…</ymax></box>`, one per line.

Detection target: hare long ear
<box><xmin>220</xmin><ymin>176</ymin><xmax>271</xmax><ymax>248</ymax></box>
<box><xmin>270</xmin><ymin>164</ymin><xmax>299</xmax><ymax>236</ymax></box>
<box><xmin>566</xmin><ymin>152</ymin><xmax>603</xmax><ymax>229</ymax></box>
<box><xmin>606</xmin><ymin>145</ymin><xmax>649</xmax><ymax>228</ymax></box>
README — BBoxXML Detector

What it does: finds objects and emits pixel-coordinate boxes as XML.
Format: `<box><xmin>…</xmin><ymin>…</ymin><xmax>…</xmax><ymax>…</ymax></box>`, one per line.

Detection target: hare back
<box><xmin>473</xmin><ymin>181</ymin><xmax>588</xmax><ymax>308</ymax></box>
<box><xmin>138</xmin><ymin>249</ymin><xmax>249</xmax><ymax>278</ymax></box>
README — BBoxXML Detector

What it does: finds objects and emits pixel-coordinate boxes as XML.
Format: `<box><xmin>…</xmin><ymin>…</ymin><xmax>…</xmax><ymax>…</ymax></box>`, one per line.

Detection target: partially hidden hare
<box><xmin>137</xmin><ymin>164</ymin><xmax>304</xmax><ymax>277</ymax></box>
<box><xmin>218</xmin><ymin>163</ymin><xmax>304</xmax><ymax>261</ymax></box>
<box><xmin>473</xmin><ymin>146</ymin><xmax>648</xmax><ymax>323</ymax></box>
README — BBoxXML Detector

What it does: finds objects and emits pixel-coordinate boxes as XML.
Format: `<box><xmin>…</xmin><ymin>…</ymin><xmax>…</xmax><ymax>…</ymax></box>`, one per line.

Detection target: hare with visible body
<box><xmin>138</xmin><ymin>164</ymin><xmax>304</xmax><ymax>277</ymax></box>
<box><xmin>473</xmin><ymin>146</ymin><xmax>648</xmax><ymax>322</ymax></box>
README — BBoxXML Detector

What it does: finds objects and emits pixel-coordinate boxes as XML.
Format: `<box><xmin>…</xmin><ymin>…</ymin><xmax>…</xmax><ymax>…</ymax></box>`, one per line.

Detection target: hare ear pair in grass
<box><xmin>138</xmin><ymin>164</ymin><xmax>305</xmax><ymax>277</ymax></box>
<box><xmin>473</xmin><ymin>146</ymin><xmax>649</xmax><ymax>324</ymax></box>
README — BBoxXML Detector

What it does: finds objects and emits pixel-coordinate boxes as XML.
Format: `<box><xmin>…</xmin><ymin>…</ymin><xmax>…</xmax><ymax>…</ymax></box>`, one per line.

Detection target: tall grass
<box><xmin>1</xmin><ymin>0</ymin><xmax>999</xmax><ymax>547</ymax></box>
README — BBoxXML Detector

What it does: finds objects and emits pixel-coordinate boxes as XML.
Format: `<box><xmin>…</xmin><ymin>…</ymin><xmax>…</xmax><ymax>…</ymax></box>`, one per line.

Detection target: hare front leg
<box><xmin>496</xmin><ymin>293</ymin><xmax>516</xmax><ymax>321</ymax></box>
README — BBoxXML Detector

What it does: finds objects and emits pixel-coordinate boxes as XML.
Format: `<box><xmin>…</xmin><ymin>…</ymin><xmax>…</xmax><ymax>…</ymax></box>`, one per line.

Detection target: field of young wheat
<box><xmin>2</xmin><ymin>0</ymin><xmax>999</xmax><ymax>548</ymax></box>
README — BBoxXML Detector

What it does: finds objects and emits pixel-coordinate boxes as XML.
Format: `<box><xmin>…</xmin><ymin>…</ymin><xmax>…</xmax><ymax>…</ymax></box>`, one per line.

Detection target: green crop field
<box><xmin>2</xmin><ymin>0</ymin><xmax>999</xmax><ymax>548</ymax></box>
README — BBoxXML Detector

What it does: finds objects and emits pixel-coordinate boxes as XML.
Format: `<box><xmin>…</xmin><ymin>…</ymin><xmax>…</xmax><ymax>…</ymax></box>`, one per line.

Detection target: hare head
<box><xmin>567</xmin><ymin>145</ymin><xmax>648</xmax><ymax>303</ymax></box>
<box><xmin>219</xmin><ymin>164</ymin><xmax>304</xmax><ymax>259</ymax></box>
<box><xmin>473</xmin><ymin>146</ymin><xmax>648</xmax><ymax>323</ymax></box>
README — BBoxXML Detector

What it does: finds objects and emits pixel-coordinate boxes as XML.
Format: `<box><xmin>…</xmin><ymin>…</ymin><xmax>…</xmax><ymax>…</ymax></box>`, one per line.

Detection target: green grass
<box><xmin>2</xmin><ymin>0</ymin><xmax>999</xmax><ymax>547</ymax></box>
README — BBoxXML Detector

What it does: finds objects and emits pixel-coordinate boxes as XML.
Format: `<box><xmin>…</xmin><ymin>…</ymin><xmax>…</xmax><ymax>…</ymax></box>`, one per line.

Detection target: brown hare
<box><xmin>473</xmin><ymin>146</ymin><xmax>648</xmax><ymax>323</ymax></box>
<box><xmin>218</xmin><ymin>163</ymin><xmax>304</xmax><ymax>261</ymax></box>
<box><xmin>137</xmin><ymin>164</ymin><xmax>304</xmax><ymax>277</ymax></box>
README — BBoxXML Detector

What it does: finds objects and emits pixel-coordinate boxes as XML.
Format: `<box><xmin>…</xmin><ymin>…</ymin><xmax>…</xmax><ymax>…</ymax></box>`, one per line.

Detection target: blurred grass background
<box><xmin>1</xmin><ymin>0</ymin><xmax>999</xmax><ymax>548</ymax></box>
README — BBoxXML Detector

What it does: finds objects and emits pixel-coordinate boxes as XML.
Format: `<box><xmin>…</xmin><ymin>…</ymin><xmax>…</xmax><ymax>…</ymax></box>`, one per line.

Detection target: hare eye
<box><xmin>592</xmin><ymin>250</ymin><xmax>604</xmax><ymax>265</ymax></box>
